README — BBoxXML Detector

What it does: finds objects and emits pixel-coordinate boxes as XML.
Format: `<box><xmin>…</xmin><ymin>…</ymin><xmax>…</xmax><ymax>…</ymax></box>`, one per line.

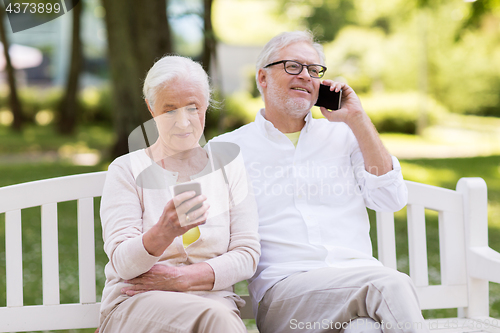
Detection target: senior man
<box><xmin>212</xmin><ymin>31</ymin><xmax>429</xmax><ymax>333</ymax></box>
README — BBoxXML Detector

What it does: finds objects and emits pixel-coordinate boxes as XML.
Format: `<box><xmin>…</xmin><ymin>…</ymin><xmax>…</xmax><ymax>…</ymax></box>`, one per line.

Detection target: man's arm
<box><xmin>319</xmin><ymin>80</ymin><xmax>393</xmax><ymax>176</ymax></box>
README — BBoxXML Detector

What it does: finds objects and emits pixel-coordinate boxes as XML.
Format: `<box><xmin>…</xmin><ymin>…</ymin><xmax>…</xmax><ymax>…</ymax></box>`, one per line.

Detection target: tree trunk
<box><xmin>202</xmin><ymin>0</ymin><xmax>215</xmax><ymax>75</ymax></box>
<box><xmin>0</xmin><ymin>5</ymin><xmax>24</xmax><ymax>131</ymax></box>
<box><xmin>201</xmin><ymin>0</ymin><xmax>225</xmax><ymax>133</ymax></box>
<box><xmin>57</xmin><ymin>1</ymin><xmax>83</xmax><ymax>134</ymax></box>
<box><xmin>101</xmin><ymin>0</ymin><xmax>172</xmax><ymax>158</ymax></box>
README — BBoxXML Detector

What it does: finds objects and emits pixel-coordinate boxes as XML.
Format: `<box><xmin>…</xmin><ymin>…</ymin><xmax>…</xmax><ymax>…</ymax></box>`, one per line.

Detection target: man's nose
<box><xmin>297</xmin><ymin>66</ymin><xmax>311</xmax><ymax>79</ymax></box>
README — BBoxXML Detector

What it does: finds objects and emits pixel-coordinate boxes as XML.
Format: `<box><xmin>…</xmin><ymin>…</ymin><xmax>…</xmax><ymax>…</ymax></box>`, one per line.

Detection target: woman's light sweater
<box><xmin>99</xmin><ymin>143</ymin><xmax>260</xmax><ymax>323</ymax></box>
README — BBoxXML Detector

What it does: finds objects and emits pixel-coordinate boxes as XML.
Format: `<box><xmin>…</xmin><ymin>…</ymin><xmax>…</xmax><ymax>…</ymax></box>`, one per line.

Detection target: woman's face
<box><xmin>147</xmin><ymin>78</ymin><xmax>207</xmax><ymax>154</ymax></box>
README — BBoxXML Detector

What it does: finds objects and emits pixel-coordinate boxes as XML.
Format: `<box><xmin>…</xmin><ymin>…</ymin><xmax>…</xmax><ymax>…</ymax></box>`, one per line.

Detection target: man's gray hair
<box><xmin>255</xmin><ymin>31</ymin><xmax>326</xmax><ymax>95</ymax></box>
<box><xmin>143</xmin><ymin>55</ymin><xmax>211</xmax><ymax>109</ymax></box>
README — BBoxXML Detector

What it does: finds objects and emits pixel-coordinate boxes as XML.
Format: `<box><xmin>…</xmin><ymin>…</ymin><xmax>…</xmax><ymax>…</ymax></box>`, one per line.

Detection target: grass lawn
<box><xmin>0</xmin><ymin>123</ymin><xmax>500</xmax><ymax>331</ymax></box>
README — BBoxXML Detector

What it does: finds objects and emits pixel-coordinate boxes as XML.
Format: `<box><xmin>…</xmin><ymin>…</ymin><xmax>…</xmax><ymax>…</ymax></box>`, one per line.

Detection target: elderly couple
<box><xmin>98</xmin><ymin>31</ymin><xmax>429</xmax><ymax>333</ymax></box>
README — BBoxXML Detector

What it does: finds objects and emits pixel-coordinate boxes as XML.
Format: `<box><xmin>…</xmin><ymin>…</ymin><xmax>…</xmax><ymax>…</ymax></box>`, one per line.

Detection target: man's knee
<box><xmin>371</xmin><ymin>268</ymin><xmax>416</xmax><ymax>295</ymax></box>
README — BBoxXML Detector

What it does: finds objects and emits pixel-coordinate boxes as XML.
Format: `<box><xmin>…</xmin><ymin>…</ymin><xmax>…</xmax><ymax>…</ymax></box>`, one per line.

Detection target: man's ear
<box><xmin>145</xmin><ymin>99</ymin><xmax>155</xmax><ymax>118</ymax></box>
<box><xmin>257</xmin><ymin>68</ymin><xmax>267</xmax><ymax>90</ymax></box>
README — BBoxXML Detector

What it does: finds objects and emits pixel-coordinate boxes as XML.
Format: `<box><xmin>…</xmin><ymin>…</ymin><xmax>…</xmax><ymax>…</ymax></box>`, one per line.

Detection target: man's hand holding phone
<box><xmin>315</xmin><ymin>83</ymin><xmax>342</xmax><ymax>111</ymax></box>
<box><xmin>317</xmin><ymin>80</ymin><xmax>368</xmax><ymax>129</ymax></box>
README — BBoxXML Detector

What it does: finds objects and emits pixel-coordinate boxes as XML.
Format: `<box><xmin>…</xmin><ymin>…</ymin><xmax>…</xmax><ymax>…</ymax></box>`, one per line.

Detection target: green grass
<box><xmin>1</xmin><ymin>122</ymin><xmax>500</xmax><ymax>330</ymax></box>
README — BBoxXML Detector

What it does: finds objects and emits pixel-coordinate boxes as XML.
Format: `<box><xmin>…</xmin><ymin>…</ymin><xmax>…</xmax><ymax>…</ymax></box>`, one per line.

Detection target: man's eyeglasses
<box><xmin>264</xmin><ymin>60</ymin><xmax>327</xmax><ymax>79</ymax></box>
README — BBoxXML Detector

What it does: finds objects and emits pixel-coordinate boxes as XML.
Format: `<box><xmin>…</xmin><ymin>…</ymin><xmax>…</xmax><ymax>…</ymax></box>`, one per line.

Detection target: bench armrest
<box><xmin>468</xmin><ymin>246</ymin><xmax>500</xmax><ymax>284</ymax></box>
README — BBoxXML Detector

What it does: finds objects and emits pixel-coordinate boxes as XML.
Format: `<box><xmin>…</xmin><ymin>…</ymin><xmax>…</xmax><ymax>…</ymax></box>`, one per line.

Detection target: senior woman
<box><xmin>98</xmin><ymin>55</ymin><xmax>260</xmax><ymax>332</ymax></box>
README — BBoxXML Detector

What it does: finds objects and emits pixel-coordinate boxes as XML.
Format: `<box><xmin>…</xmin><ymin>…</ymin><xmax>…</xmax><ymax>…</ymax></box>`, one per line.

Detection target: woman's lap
<box><xmin>101</xmin><ymin>291</ymin><xmax>246</xmax><ymax>333</ymax></box>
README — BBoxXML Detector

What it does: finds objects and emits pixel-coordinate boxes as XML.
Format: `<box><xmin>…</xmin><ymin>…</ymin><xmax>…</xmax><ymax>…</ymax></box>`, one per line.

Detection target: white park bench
<box><xmin>0</xmin><ymin>172</ymin><xmax>499</xmax><ymax>332</ymax></box>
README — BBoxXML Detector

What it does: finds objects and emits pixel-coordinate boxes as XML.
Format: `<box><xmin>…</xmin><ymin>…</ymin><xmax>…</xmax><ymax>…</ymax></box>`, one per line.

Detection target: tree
<box><xmin>201</xmin><ymin>0</ymin><xmax>215</xmax><ymax>75</ymax></box>
<box><xmin>0</xmin><ymin>4</ymin><xmax>24</xmax><ymax>131</ymax></box>
<box><xmin>279</xmin><ymin>0</ymin><xmax>356</xmax><ymax>43</ymax></box>
<box><xmin>101</xmin><ymin>0</ymin><xmax>172</xmax><ymax>158</ymax></box>
<box><xmin>57</xmin><ymin>0</ymin><xmax>83</xmax><ymax>134</ymax></box>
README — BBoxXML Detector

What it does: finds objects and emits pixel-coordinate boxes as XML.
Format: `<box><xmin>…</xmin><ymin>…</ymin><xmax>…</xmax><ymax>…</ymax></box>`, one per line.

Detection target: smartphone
<box><xmin>315</xmin><ymin>84</ymin><xmax>342</xmax><ymax>110</ymax></box>
<box><xmin>173</xmin><ymin>182</ymin><xmax>203</xmax><ymax>216</ymax></box>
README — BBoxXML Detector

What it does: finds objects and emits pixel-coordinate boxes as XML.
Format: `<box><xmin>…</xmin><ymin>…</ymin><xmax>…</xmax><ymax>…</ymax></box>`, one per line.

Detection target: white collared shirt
<box><xmin>211</xmin><ymin>109</ymin><xmax>408</xmax><ymax>316</ymax></box>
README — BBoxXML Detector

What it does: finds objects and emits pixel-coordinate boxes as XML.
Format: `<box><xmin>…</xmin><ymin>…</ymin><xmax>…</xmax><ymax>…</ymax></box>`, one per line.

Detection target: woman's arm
<box><xmin>203</xmin><ymin>152</ymin><xmax>261</xmax><ymax>291</ymax></box>
<box><xmin>101</xmin><ymin>161</ymin><xmax>160</xmax><ymax>280</ymax></box>
<box><xmin>102</xmin><ymin>158</ymin><xmax>208</xmax><ymax>281</ymax></box>
<box><xmin>121</xmin><ymin>151</ymin><xmax>261</xmax><ymax>294</ymax></box>
<box><xmin>121</xmin><ymin>262</ymin><xmax>215</xmax><ymax>296</ymax></box>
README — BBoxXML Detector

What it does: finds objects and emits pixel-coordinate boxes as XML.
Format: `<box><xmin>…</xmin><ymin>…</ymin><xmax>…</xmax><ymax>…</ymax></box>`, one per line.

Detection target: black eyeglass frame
<box><xmin>264</xmin><ymin>60</ymin><xmax>327</xmax><ymax>78</ymax></box>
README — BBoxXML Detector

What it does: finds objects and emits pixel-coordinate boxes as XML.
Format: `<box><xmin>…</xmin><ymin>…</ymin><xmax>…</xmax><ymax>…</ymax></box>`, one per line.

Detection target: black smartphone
<box><xmin>315</xmin><ymin>84</ymin><xmax>342</xmax><ymax>110</ymax></box>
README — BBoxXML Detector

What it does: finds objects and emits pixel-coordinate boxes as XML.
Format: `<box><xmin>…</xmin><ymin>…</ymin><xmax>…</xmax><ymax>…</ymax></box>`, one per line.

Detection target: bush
<box><xmin>359</xmin><ymin>92</ymin><xmax>448</xmax><ymax>134</ymax></box>
<box><xmin>206</xmin><ymin>91</ymin><xmax>264</xmax><ymax>139</ymax></box>
<box><xmin>78</xmin><ymin>85</ymin><xmax>113</xmax><ymax>124</ymax></box>
<box><xmin>0</xmin><ymin>85</ymin><xmax>113</xmax><ymax>126</ymax></box>
<box><xmin>218</xmin><ymin>90</ymin><xmax>448</xmax><ymax>136</ymax></box>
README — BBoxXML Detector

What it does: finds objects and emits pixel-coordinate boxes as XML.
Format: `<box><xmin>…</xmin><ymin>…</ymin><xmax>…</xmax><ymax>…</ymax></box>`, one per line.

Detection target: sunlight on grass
<box><xmin>381</xmin><ymin>113</ymin><xmax>500</xmax><ymax>159</ymax></box>
<box><xmin>400</xmin><ymin>161</ymin><xmax>458</xmax><ymax>186</ymax></box>
<box><xmin>58</xmin><ymin>141</ymin><xmax>101</xmax><ymax>166</ymax></box>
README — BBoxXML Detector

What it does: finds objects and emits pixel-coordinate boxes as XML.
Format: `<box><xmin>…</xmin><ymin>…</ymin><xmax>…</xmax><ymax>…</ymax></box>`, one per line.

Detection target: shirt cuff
<box><xmin>362</xmin><ymin>156</ymin><xmax>403</xmax><ymax>190</ymax></box>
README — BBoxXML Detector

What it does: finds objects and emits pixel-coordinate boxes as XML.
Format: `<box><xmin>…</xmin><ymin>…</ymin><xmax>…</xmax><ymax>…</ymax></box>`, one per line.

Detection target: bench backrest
<box><xmin>0</xmin><ymin>172</ymin><xmax>106</xmax><ymax>332</ymax></box>
<box><xmin>0</xmin><ymin>174</ymin><xmax>490</xmax><ymax>331</ymax></box>
<box><xmin>376</xmin><ymin>177</ymin><xmax>489</xmax><ymax>317</ymax></box>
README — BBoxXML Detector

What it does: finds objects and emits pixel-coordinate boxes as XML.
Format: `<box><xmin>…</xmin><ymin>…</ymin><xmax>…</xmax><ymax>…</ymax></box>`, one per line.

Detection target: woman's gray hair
<box><xmin>255</xmin><ymin>31</ymin><xmax>326</xmax><ymax>95</ymax></box>
<box><xmin>143</xmin><ymin>55</ymin><xmax>211</xmax><ymax>109</ymax></box>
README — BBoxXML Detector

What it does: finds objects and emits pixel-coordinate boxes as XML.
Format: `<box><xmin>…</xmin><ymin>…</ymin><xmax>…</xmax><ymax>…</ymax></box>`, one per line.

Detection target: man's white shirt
<box><xmin>211</xmin><ymin>109</ymin><xmax>408</xmax><ymax>316</ymax></box>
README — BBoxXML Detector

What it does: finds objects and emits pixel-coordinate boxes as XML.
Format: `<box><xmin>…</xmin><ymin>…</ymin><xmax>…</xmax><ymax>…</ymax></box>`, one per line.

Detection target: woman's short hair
<box><xmin>143</xmin><ymin>55</ymin><xmax>211</xmax><ymax>109</ymax></box>
<box><xmin>255</xmin><ymin>31</ymin><xmax>325</xmax><ymax>95</ymax></box>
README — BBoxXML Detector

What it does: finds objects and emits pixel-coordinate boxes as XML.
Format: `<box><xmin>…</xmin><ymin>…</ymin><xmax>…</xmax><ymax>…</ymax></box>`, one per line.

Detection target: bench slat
<box><xmin>0</xmin><ymin>172</ymin><xmax>107</xmax><ymax>213</ymax></box>
<box><xmin>439</xmin><ymin>211</ymin><xmax>467</xmax><ymax>286</ymax></box>
<box><xmin>408</xmin><ymin>204</ymin><xmax>429</xmax><ymax>287</ymax></box>
<box><xmin>376</xmin><ymin>211</ymin><xmax>397</xmax><ymax>270</ymax></box>
<box><xmin>406</xmin><ymin>181</ymin><xmax>463</xmax><ymax>213</ymax></box>
<box><xmin>78</xmin><ymin>197</ymin><xmax>97</xmax><ymax>304</ymax></box>
<box><xmin>0</xmin><ymin>303</ymin><xmax>100</xmax><ymax>331</ymax></box>
<box><xmin>5</xmin><ymin>209</ymin><xmax>24</xmax><ymax>307</ymax></box>
<box><xmin>41</xmin><ymin>203</ymin><xmax>60</xmax><ymax>305</ymax></box>
<box><xmin>417</xmin><ymin>285</ymin><xmax>468</xmax><ymax>310</ymax></box>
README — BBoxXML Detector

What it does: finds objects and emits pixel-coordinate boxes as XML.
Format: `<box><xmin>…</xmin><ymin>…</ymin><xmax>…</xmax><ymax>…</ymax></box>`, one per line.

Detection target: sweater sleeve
<box><xmin>204</xmin><ymin>152</ymin><xmax>261</xmax><ymax>290</ymax></box>
<box><xmin>100</xmin><ymin>159</ymin><xmax>160</xmax><ymax>280</ymax></box>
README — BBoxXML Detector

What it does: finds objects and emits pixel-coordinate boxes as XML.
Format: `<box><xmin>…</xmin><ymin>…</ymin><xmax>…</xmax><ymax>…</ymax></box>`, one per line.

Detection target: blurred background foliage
<box><xmin>1</xmin><ymin>0</ymin><xmax>499</xmax><ymax>141</ymax></box>
<box><xmin>2</xmin><ymin>0</ymin><xmax>500</xmax><ymax>331</ymax></box>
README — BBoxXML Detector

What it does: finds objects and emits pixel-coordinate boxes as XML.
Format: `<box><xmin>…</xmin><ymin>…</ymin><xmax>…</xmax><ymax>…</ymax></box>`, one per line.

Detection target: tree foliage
<box><xmin>279</xmin><ymin>0</ymin><xmax>356</xmax><ymax>43</ymax></box>
<box><xmin>276</xmin><ymin>0</ymin><xmax>500</xmax><ymax>117</ymax></box>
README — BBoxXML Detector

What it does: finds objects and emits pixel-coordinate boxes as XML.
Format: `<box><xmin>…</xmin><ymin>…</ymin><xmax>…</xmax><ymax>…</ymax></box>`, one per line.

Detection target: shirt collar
<box><xmin>255</xmin><ymin>108</ymin><xmax>314</xmax><ymax>138</ymax></box>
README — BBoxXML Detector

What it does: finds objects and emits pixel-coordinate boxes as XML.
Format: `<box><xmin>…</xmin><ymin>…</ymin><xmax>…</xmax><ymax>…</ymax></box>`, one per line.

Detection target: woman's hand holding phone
<box><xmin>142</xmin><ymin>182</ymin><xmax>209</xmax><ymax>256</ymax></box>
